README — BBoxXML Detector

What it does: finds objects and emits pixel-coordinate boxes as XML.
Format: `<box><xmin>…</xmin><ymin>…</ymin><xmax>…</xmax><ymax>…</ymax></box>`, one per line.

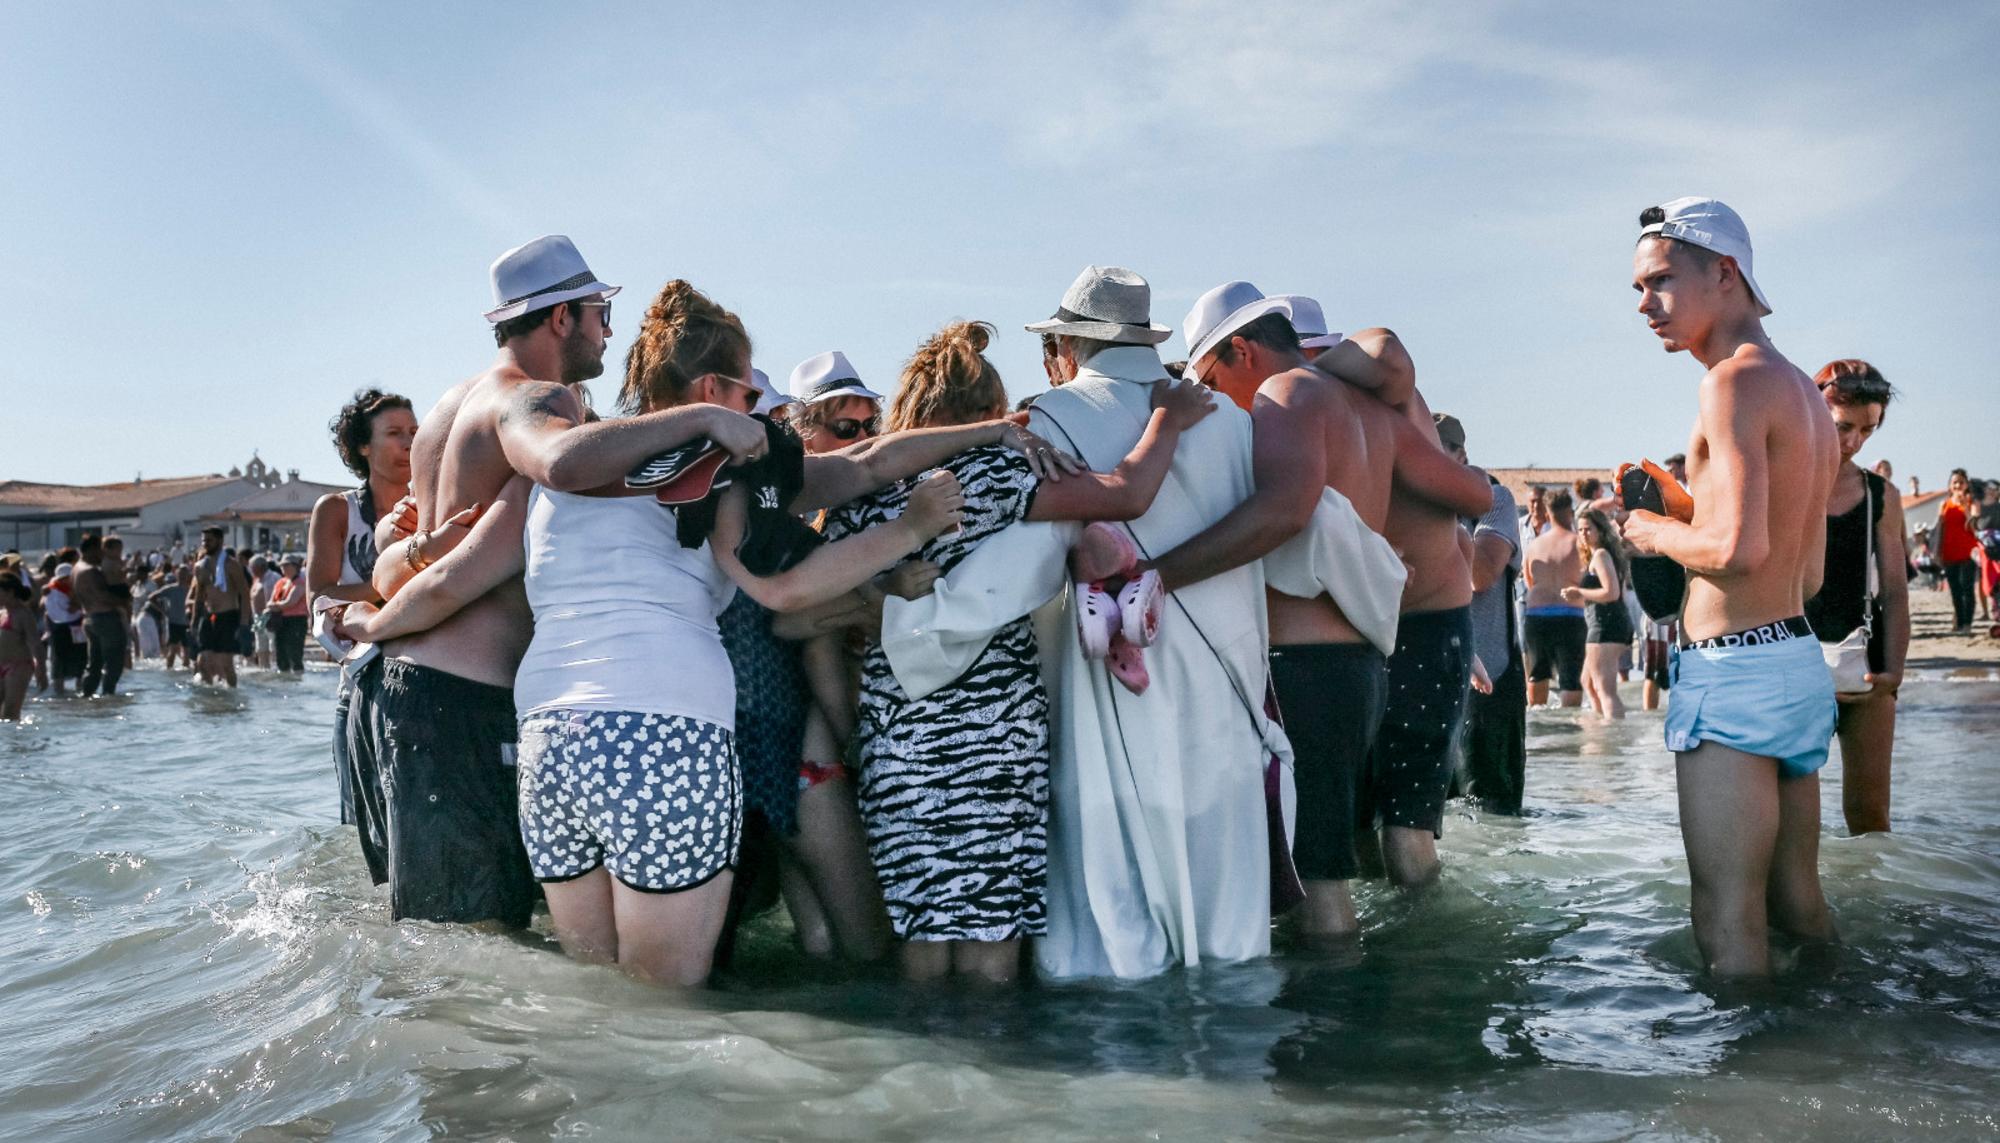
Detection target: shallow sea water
<box><xmin>2</xmin><ymin>663</ymin><xmax>1997</xmax><ymax>1141</ymax></box>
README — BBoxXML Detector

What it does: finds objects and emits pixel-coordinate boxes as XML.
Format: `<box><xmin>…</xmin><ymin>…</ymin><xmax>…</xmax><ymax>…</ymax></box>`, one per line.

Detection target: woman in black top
<box><xmin>1804</xmin><ymin>359</ymin><xmax>1908</xmax><ymax>834</ymax></box>
<box><xmin>1563</xmin><ymin>508</ymin><xmax>1631</xmax><ymax>720</ymax></box>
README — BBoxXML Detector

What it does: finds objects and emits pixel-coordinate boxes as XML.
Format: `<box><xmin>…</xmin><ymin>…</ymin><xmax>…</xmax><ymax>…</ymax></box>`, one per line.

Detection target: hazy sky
<box><xmin>4</xmin><ymin>2</ymin><xmax>1995</xmax><ymax>489</ymax></box>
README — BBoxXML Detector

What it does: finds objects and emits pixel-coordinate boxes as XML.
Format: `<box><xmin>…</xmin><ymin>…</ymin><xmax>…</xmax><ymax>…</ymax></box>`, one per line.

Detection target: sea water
<box><xmin>3</xmin><ymin>665</ymin><xmax>1996</xmax><ymax>1141</ymax></box>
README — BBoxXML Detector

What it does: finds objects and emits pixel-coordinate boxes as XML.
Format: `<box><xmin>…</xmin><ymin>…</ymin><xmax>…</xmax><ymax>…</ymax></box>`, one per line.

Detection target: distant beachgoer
<box><xmin>1620</xmin><ymin>196</ymin><xmax>1839</xmax><ymax>977</ymax></box>
<box><xmin>1976</xmin><ymin>481</ymin><xmax>2000</xmax><ymax>624</ymax></box>
<box><xmin>267</xmin><ymin>556</ymin><xmax>309</xmax><ymax>673</ymax></box>
<box><xmin>191</xmin><ymin>527</ymin><xmax>251</xmax><ymax>686</ymax></box>
<box><xmin>823</xmin><ymin>318</ymin><xmax>1212</xmax><ymax>982</ymax></box>
<box><xmin>1524</xmin><ymin>485</ymin><xmax>1550</xmax><ymax>538</ymax></box>
<box><xmin>1664</xmin><ymin>453</ymin><xmax>1688</xmax><ymax>486</ymax></box>
<box><xmin>1803</xmin><ymin>359</ymin><xmax>1908</xmax><ymax>835</ymax></box>
<box><xmin>73</xmin><ymin>535</ymin><xmax>128</xmax><ymax>697</ymax></box>
<box><xmin>307</xmin><ymin>387</ymin><xmax>416</xmax><ymax>886</ymax></box>
<box><xmin>249</xmin><ymin>555</ymin><xmax>279</xmax><ymax>669</ymax></box>
<box><xmin>1522</xmin><ymin>490</ymin><xmax>1586</xmax><ymax>707</ymax></box>
<box><xmin>41</xmin><ymin>551</ymin><xmax>85</xmax><ymax>695</ymax></box>
<box><xmin>158</xmin><ymin>567</ymin><xmax>190</xmax><ymax>671</ymax></box>
<box><xmin>0</xmin><ymin>571</ymin><xmax>39</xmax><ymax>719</ymax></box>
<box><xmin>1937</xmin><ymin>469</ymin><xmax>1978</xmax><ymax>631</ymax></box>
<box><xmin>1561</xmin><ymin>508</ymin><xmax>1631</xmax><ymax>720</ymax></box>
<box><xmin>1872</xmin><ymin>458</ymin><xmax>1892</xmax><ymax>482</ymax></box>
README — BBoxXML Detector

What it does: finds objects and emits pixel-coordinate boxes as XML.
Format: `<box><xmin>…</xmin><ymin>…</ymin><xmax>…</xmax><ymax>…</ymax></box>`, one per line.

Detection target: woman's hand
<box><xmin>1150</xmin><ymin>378</ymin><xmax>1218</xmax><ymax>432</ymax></box>
<box><xmin>1470</xmin><ymin>654</ymin><xmax>1494</xmax><ymax>695</ymax></box>
<box><xmin>374</xmin><ymin>495</ymin><xmax>418</xmax><ymax>554</ymax></box>
<box><xmin>883</xmin><ymin>559</ymin><xmax>942</xmax><ymax>600</ymax></box>
<box><xmin>999</xmin><ymin>422</ymin><xmax>1085</xmax><ymax>482</ymax></box>
<box><xmin>414</xmin><ymin>502</ymin><xmax>487</xmax><ymax>567</ymax></box>
<box><xmin>1559</xmin><ymin>585</ymin><xmax>1584</xmax><ymax>604</ymax></box>
<box><xmin>1839</xmin><ymin>668</ymin><xmax>1903</xmax><ymax>704</ymax></box>
<box><xmin>902</xmin><ymin>470</ymin><xmax>965</xmax><ymax>540</ymax></box>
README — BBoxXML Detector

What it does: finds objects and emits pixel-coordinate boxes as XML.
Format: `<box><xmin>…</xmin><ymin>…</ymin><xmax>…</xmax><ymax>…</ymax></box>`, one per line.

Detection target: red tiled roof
<box><xmin>0</xmin><ymin>475</ymin><xmax>238</xmax><ymax>514</ymax></box>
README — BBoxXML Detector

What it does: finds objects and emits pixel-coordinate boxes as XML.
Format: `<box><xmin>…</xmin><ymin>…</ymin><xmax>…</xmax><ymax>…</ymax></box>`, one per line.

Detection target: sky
<box><xmin>3</xmin><ymin>2</ymin><xmax>1995</xmax><ymax>491</ymax></box>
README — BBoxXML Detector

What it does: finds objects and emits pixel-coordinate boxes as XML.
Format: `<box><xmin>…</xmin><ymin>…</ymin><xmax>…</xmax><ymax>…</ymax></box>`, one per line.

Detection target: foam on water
<box><xmin>2</xmin><ymin>664</ymin><xmax>1997</xmax><ymax>1141</ymax></box>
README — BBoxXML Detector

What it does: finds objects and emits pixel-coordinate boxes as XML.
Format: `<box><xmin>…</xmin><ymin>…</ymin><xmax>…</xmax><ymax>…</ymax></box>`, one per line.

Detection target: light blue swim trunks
<box><xmin>1664</xmin><ymin>622</ymin><xmax>1837</xmax><ymax>778</ymax></box>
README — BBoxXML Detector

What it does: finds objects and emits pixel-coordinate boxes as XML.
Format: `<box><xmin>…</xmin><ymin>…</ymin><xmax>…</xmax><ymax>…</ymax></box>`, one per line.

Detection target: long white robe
<box><xmin>885</xmin><ymin>345</ymin><xmax>1290</xmax><ymax>979</ymax></box>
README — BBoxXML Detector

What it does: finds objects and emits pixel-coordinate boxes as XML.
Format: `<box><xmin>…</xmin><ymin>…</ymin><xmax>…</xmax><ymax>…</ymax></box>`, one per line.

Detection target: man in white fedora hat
<box><xmin>338</xmin><ymin>234</ymin><xmax>767</xmax><ymax>931</ymax></box>
<box><xmin>786</xmin><ymin>350</ymin><xmax>887</xmax><ymax>453</ymax></box>
<box><xmin>1142</xmin><ymin>281</ymin><xmax>1491</xmax><ymax>937</ymax></box>
<box><xmin>1619</xmin><ymin>197</ymin><xmax>1839</xmax><ymax>977</ymax></box>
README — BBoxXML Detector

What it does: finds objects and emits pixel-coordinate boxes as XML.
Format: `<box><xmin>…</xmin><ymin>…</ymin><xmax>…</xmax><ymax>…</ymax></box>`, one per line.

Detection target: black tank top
<box><xmin>1805</xmin><ymin>469</ymin><xmax>1885</xmax><ymax>643</ymax></box>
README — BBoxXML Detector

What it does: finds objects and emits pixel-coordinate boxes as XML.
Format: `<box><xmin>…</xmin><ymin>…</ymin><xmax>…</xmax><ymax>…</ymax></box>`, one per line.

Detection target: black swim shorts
<box><xmin>1523</xmin><ymin>611</ymin><xmax>1586</xmax><ymax>693</ymax></box>
<box><xmin>1271</xmin><ymin>642</ymin><xmax>1387</xmax><ymax>882</ymax></box>
<box><xmin>374</xmin><ymin>659</ymin><xmax>536</xmax><ymax>928</ymax></box>
<box><xmin>197</xmin><ymin>609</ymin><xmax>241</xmax><ymax>655</ymax></box>
<box><xmin>1363</xmin><ymin>607</ymin><xmax>1473</xmax><ymax>838</ymax></box>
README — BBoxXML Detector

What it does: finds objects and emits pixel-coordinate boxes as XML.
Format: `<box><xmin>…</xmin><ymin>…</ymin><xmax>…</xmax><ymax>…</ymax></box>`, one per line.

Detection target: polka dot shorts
<box><xmin>516</xmin><ymin>709</ymin><xmax>741</xmax><ymax>893</ymax></box>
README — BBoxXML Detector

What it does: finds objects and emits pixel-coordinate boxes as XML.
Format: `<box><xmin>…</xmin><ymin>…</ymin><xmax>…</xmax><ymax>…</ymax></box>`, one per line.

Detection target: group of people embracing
<box><xmin>310</xmin><ymin>193</ymin><xmax>1870</xmax><ymax>988</ymax></box>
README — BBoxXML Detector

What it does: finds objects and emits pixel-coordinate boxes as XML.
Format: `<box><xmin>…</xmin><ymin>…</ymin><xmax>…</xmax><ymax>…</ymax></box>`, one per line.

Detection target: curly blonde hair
<box><xmin>886</xmin><ymin>321</ymin><xmax>1006</xmax><ymax>433</ymax></box>
<box><xmin>620</xmin><ymin>280</ymin><xmax>752</xmax><ymax>415</ymax></box>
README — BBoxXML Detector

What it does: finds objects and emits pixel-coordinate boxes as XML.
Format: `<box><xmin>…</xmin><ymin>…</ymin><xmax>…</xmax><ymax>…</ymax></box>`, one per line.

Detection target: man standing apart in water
<box><xmin>1621</xmin><ymin>198</ymin><xmax>1840</xmax><ymax>977</ymax></box>
<box><xmin>348</xmin><ymin>235</ymin><xmax>769</xmax><ymax>929</ymax></box>
<box><xmin>190</xmin><ymin>526</ymin><xmax>251</xmax><ymax>687</ymax></box>
<box><xmin>1146</xmin><ymin>283</ymin><xmax>1490</xmax><ymax>934</ymax></box>
<box><xmin>1521</xmin><ymin>490</ymin><xmax>1587</xmax><ymax>707</ymax></box>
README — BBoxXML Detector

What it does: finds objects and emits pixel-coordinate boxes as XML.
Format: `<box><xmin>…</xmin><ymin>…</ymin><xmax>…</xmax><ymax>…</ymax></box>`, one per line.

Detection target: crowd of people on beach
<box><xmin>6</xmin><ymin>196</ymin><xmax>1996</xmax><ymax>988</ymax></box>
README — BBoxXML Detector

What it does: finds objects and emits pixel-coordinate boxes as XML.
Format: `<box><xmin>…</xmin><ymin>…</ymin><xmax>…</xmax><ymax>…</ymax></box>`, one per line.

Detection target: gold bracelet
<box><xmin>405</xmin><ymin>530</ymin><xmax>431</xmax><ymax>573</ymax></box>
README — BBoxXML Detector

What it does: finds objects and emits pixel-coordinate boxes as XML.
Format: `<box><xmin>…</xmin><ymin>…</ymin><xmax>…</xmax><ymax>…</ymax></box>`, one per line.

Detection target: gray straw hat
<box><xmin>1025</xmin><ymin>265</ymin><xmax>1173</xmax><ymax>345</ymax></box>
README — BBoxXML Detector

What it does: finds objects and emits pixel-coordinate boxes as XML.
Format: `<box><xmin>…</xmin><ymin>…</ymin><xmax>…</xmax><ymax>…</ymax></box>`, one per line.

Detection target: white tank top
<box><xmin>339</xmin><ymin>487</ymin><xmax>377</xmax><ymax>587</ymax></box>
<box><xmin>513</xmin><ymin>487</ymin><xmax>738</xmax><ymax>726</ymax></box>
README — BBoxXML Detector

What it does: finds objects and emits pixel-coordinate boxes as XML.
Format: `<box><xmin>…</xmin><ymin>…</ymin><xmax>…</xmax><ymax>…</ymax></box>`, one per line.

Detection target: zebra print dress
<box><xmin>822</xmin><ymin>445</ymin><xmax>1049</xmax><ymax>942</ymax></box>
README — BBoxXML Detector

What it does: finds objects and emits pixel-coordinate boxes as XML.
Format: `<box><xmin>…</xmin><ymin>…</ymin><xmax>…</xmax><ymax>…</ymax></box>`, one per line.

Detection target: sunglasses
<box><xmin>826</xmin><ymin>416</ymin><xmax>879</xmax><ymax>441</ymax></box>
<box><xmin>574</xmin><ymin>299</ymin><xmax>612</xmax><ymax>329</ymax></box>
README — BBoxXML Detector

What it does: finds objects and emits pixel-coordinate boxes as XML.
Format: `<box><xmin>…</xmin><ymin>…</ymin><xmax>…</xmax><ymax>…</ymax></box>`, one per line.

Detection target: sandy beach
<box><xmin>1906</xmin><ymin>580</ymin><xmax>2000</xmax><ymax>677</ymax></box>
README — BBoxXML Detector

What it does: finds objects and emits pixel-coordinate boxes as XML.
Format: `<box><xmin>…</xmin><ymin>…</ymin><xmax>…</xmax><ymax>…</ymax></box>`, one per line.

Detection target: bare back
<box><xmin>384</xmin><ymin>363</ymin><xmax>574</xmax><ymax>687</ymax></box>
<box><xmin>1266</xmin><ymin>372</ymin><xmax>1399</xmax><ymax>644</ymax></box>
<box><xmin>1680</xmin><ymin>346</ymin><xmax>1839</xmax><ymax>641</ymax></box>
<box><xmin>1523</xmin><ymin>525</ymin><xmax>1583</xmax><ymax>608</ymax></box>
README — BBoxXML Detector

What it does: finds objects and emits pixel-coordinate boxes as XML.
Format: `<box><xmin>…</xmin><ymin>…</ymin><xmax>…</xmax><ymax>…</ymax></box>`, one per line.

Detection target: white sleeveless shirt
<box><xmin>512</xmin><ymin>487</ymin><xmax>737</xmax><ymax>727</ymax></box>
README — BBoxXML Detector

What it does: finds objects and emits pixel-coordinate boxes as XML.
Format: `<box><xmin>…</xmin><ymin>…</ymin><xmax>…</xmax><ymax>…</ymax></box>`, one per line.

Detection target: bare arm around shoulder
<box><xmin>711</xmin><ymin>474</ymin><xmax>963</xmax><ymax>613</ymax></box>
<box><xmin>497</xmin><ymin>381</ymin><xmax>765</xmax><ymax>493</ymax></box>
<box><xmin>1391</xmin><ymin>413</ymin><xmax>1494</xmax><ymax>518</ymax></box>
<box><xmin>1150</xmin><ymin>375</ymin><xmax>1323</xmax><ymax>593</ymax></box>
<box><xmin>307</xmin><ymin>493</ymin><xmax>379</xmax><ymax>604</ymax></box>
<box><xmin>1622</xmin><ymin>367</ymin><xmax>1770</xmax><ymax>575</ymax></box>
<box><xmin>793</xmin><ymin>420</ymin><xmax>1008</xmax><ymax>514</ymax></box>
<box><xmin>1314</xmin><ymin>328</ymin><xmax>1416</xmax><ymax>408</ymax></box>
<box><xmin>1027</xmin><ymin>379</ymin><xmax>1213</xmax><ymax>525</ymax></box>
<box><xmin>343</xmin><ymin>479</ymin><xmax>532</xmax><ymax>644</ymax></box>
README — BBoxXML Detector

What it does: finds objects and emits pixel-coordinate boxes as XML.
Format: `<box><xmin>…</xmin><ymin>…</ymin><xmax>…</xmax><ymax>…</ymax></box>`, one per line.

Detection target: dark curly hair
<box><xmin>329</xmin><ymin>388</ymin><xmax>415</xmax><ymax>479</ymax></box>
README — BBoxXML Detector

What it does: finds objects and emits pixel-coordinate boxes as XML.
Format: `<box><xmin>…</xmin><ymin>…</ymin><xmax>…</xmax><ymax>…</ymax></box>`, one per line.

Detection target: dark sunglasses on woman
<box><xmin>827</xmin><ymin>416</ymin><xmax>879</xmax><ymax>441</ymax></box>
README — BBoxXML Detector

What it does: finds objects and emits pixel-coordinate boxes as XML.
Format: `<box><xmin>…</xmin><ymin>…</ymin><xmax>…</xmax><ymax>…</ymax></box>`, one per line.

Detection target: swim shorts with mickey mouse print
<box><xmin>516</xmin><ymin>708</ymin><xmax>742</xmax><ymax>893</ymax></box>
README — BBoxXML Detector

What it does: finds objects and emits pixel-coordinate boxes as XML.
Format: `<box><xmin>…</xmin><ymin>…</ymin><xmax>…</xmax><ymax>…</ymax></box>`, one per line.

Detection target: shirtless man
<box><xmin>1521</xmin><ymin>490</ymin><xmax>1586</xmax><ymax>706</ymax></box>
<box><xmin>73</xmin><ymin>535</ymin><xmax>129</xmax><ymax>697</ymax></box>
<box><xmin>1620</xmin><ymin>197</ymin><xmax>1840</xmax><ymax>977</ymax></box>
<box><xmin>1145</xmin><ymin>282</ymin><xmax>1491</xmax><ymax>936</ymax></box>
<box><xmin>343</xmin><ymin>235</ymin><xmax>768</xmax><ymax>929</ymax></box>
<box><xmin>189</xmin><ymin>526</ymin><xmax>251</xmax><ymax>687</ymax></box>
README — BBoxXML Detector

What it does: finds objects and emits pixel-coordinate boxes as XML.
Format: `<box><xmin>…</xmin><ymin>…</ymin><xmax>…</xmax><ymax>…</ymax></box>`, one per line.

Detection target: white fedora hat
<box><xmin>1024</xmin><ymin>265</ymin><xmax>1173</xmax><ymax>345</ymax></box>
<box><xmin>1639</xmin><ymin>196</ymin><xmax>1772</xmax><ymax>316</ymax></box>
<box><xmin>1184</xmin><ymin>280</ymin><xmax>1294</xmax><ymax>370</ymax></box>
<box><xmin>789</xmin><ymin>350</ymin><xmax>885</xmax><ymax>405</ymax></box>
<box><xmin>483</xmin><ymin>235</ymin><xmax>621</xmax><ymax>324</ymax></box>
<box><xmin>1270</xmin><ymin>294</ymin><xmax>1345</xmax><ymax>350</ymax></box>
<box><xmin>749</xmin><ymin>368</ymin><xmax>795</xmax><ymax>416</ymax></box>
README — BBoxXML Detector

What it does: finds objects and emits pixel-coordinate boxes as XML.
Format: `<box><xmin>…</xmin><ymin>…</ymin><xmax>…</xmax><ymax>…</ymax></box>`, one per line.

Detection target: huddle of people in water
<box><xmin>1</xmin><ymin>195</ymin><xmax>1933</xmax><ymax>987</ymax></box>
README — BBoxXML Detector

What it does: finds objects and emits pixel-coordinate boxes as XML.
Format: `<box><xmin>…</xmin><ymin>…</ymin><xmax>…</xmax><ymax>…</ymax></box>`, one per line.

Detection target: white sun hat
<box><xmin>1183</xmin><ymin>280</ymin><xmax>1294</xmax><ymax>372</ymax></box>
<box><xmin>1638</xmin><ymin>196</ymin><xmax>1773</xmax><ymax>316</ymax></box>
<box><xmin>789</xmin><ymin>350</ymin><xmax>885</xmax><ymax>405</ymax></box>
<box><xmin>1269</xmin><ymin>294</ymin><xmax>1345</xmax><ymax>350</ymax></box>
<box><xmin>483</xmin><ymin>235</ymin><xmax>621</xmax><ymax>323</ymax></box>
<box><xmin>1024</xmin><ymin>265</ymin><xmax>1174</xmax><ymax>345</ymax></box>
<box><xmin>749</xmin><ymin>368</ymin><xmax>794</xmax><ymax>416</ymax></box>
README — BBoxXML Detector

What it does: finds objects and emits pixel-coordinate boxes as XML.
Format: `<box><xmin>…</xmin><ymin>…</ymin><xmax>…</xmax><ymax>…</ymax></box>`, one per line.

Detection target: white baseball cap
<box><xmin>1638</xmin><ymin>197</ymin><xmax>1772</xmax><ymax>316</ymax></box>
<box><xmin>1183</xmin><ymin>281</ymin><xmax>1294</xmax><ymax>373</ymax></box>
<box><xmin>789</xmin><ymin>350</ymin><xmax>885</xmax><ymax>405</ymax></box>
<box><xmin>749</xmin><ymin>368</ymin><xmax>794</xmax><ymax>416</ymax></box>
<box><xmin>1269</xmin><ymin>294</ymin><xmax>1345</xmax><ymax>351</ymax></box>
